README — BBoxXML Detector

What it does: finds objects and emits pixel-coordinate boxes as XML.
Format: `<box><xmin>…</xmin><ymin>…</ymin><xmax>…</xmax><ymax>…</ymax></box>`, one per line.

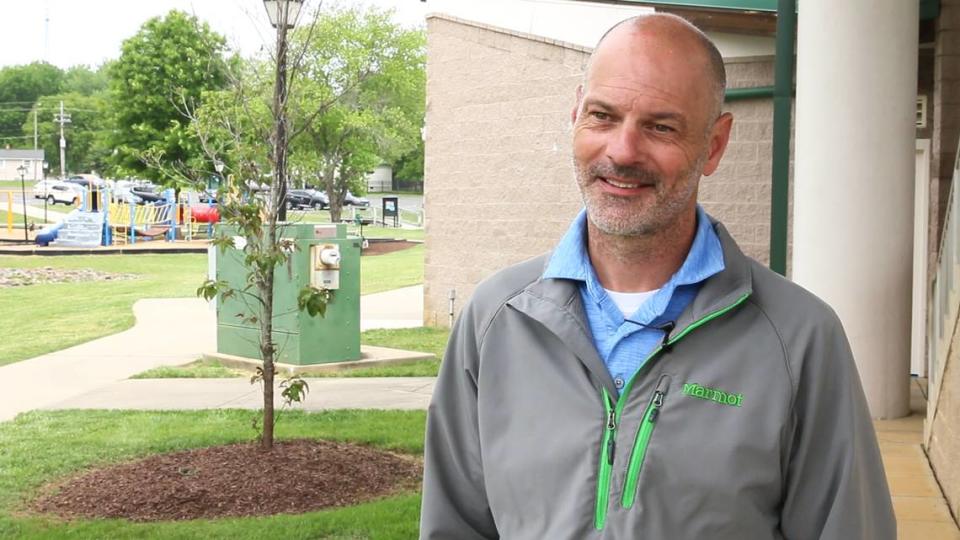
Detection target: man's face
<box><xmin>572</xmin><ymin>27</ymin><xmax>729</xmax><ymax>237</ymax></box>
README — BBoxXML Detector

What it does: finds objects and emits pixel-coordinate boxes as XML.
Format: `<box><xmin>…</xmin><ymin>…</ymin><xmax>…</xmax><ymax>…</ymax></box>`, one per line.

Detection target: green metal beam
<box><xmin>593</xmin><ymin>0</ymin><xmax>940</xmax><ymax>20</ymax></box>
<box><xmin>769</xmin><ymin>0</ymin><xmax>795</xmax><ymax>276</ymax></box>
<box><xmin>725</xmin><ymin>86</ymin><xmax>774</xmax><ymax>101</ymax></box>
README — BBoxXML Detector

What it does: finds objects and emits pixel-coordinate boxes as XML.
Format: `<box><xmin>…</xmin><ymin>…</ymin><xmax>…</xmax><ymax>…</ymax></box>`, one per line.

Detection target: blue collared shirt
<box><xmin>542</xmin><ymin>206</ymin><xmax>725</xmax><ymax>392</ymax></box>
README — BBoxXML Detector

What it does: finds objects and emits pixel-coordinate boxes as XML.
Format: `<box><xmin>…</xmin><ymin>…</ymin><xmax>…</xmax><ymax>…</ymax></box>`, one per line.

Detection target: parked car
<box><xmin>131</xmin><ymin>186</ymin><xmax>167</xmax><ymax>204</ymax></box>
<box><xmin>44</xmin><ymin>182</ymin><xmax>84</xmax><ymax>205</ymax></box>
<box><xmin>289</xmin><ymin>189</ymin><xmax>328</xmax><ymax>209</ymax></box>
<box><xmin>33</xmin><ymin>179</ymin><xmax>66</xmax><ymax>199</ymax></box>
<box><xmin>343</xmin><ymin>191</ymin><xmax>370</xmax><ymax>207</ymax></box>
<box><xmin>284</xmin><ymin>190</ymin><xmax>314</xmax><ymax>210</ymax></box>
<box><xmin>65</xmin><ymin>174</ymin><xmax>106</xmax><ymax>190</ymax></box>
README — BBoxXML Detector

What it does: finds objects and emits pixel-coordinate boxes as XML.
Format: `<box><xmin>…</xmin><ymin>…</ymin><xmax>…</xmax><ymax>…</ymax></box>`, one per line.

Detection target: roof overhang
<box><xmin>574</xmin><ymin>0</ymin><xmax>940</xmax><ymax>33</ymax></box>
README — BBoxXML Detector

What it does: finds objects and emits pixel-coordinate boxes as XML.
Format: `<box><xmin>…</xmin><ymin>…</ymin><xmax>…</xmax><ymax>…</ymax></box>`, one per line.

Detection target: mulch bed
<box><xmin>361</xmin><ymin>240</ymin><xmax>418</xmax><ymax>256</ymax></box>
<box><xmin>30</xmin><ymin>439</ymin><xmax>422</xmax><ymax>522</ymax></box>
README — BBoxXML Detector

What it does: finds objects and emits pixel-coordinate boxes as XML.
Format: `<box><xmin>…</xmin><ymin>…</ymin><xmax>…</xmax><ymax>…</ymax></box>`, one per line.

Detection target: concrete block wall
<box><xmin>934</xmin><ymin>0</ymin><xmax>960</xmax><ymax>240</ymax></box>
<box><xmin>928</xmin><ymin>0</ymin><xmax>960</xmax><ymax>524</ymax></box>
<box><xmin>702</xmin><ymin>57</ymin><xmax>777</xmax><ymax>267</ymax></box>
<box><xmin>423</xmin><ymin>15</ymin><xmax>779</xmax><ymax>326</ymax></box>
<box><xmin>423</xmin><ymin>16</ymin><xmax>588</xmax><ymax>326</ymax></box>
<box><xmin>928</xmin><ymin>312</ymin><xmax>960</xmax><ymax>523</ymax></box>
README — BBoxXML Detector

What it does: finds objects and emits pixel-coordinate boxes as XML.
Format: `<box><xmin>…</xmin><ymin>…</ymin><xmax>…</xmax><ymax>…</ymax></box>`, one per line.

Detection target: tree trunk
<box><xmin>258</xmin><ymin>246</ymin><xmax>276</xmax><ymax>450</ymax></box>
<box><xmin>324</xmin><ymin>163</ymin><xmax>341</xmax><ymax>223</ymax></box>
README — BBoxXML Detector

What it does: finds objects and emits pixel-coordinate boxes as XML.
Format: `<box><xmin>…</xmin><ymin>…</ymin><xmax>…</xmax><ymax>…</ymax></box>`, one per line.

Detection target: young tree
<box><xmin>195</xmin><ymin>5</ymin><xmax>424</xmax><ymax>450</ymax></box>
<box><xmin>287</xmin><ymin>7</ymin><xmax>425</xmax><ymax>222</ymax></box>
<box><xmin>107</xmin><ymin>10</ymin><xmax>231</xmax><ymax>192</ymax></box>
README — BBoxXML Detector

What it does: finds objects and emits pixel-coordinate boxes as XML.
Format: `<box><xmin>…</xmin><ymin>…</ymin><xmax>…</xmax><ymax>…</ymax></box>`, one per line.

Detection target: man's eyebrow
<box><xmin>649</xmin><ymin>111</ymin><xmax>686</xmax><ymax>124</ymax></box>
<box><xmin>581</xmin><ymin>98</ymin><xmax>615</xmax><ymax>110</ymax></box>
<box><xmin>648</xmin><ymin>111</ymin><xmax>688</xmax><ymax>129</ymax></box>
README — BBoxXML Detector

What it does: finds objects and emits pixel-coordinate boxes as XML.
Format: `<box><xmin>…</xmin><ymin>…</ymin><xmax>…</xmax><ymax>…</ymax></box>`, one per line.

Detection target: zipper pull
<box><xmin>606</xmin><ymin>409</ymin><xmax>616</xmax><ymax>430</ymax></box>
<box><xmin>649</xmin><ymin>391</ymin><xmax>664</xmax><ymax>423</ymax></box>
<box><xmin>607</xmin><ymin>437</ymin><xmax>616</xmax><ymax>465</ymax></box>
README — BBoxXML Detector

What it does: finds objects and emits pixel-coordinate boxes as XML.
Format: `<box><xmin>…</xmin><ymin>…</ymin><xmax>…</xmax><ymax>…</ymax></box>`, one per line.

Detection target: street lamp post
<box><xmin>17</xmin><ymin>163</ymin><xmax>28</xmax><ymax>242</ymax></box>
<box><xmin>263</xmin><ymin>0</ymin><xmax>303</xmax><ymax>222</ymax></box>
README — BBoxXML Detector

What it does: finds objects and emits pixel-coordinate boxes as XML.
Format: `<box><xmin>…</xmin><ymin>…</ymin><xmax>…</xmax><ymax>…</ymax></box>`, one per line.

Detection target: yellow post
<box><xmin>6</xmin><ymin>192</ymin><xmax>12</xmax><ymax>233</ymax></box>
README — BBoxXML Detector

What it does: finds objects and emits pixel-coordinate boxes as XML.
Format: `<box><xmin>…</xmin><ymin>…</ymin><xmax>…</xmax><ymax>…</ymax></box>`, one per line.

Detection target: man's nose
<box><xmin>604</xmin><ymin>124</ymin><xmax>645</xmax><ymax>167</ymax></box>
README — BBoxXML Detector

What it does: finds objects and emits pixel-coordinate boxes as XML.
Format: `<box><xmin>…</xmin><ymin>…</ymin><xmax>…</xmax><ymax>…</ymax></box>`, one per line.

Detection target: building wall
<box><xmin>424</xmin><ymin>15</ymin><xmax>778</xmax><ymax>325</ymax></box>
<box><xmin>928</xmin><ymin>309</ymin><xmax>960</xmax><ymax>523</ymax></box>
<box><xmin>702</xmin><ymin>56</ymin><xmax>777</xmax><ymax>267</ymax></box>
<box><xmin>423</xmin><ymin>16</ymin><xmax>588</xmax><ymax>325</ymax></box>
<box><xmin>934</xmin><ymin>0</ymin><xmax>960</xmax><ymax>242</ymax></box>
<box><xmin>928</xmin><ymin>0</ymin><xmax>960</xmax><ymax>523</ymax></box>
<box><xmin>0</xmin><ymin>158</ymin><xmax>43</xmax><ymax>181</ymax></box>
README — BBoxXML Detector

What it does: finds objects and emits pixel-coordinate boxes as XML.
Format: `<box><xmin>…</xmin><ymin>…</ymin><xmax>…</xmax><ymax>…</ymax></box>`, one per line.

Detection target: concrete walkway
<box><xmin>0</xmin><ymin>285</ymin><xmax>424</xmax><ymax>422</ymax></box>
<box><xmin>45</xmin><ymin>377</ymin><xmax>435</xmax><ymax>411</ymax></box>
<box><xmin>5</xmin><ymin>195</ymin><xmax>67</xmax><ymax>223</ymax></box>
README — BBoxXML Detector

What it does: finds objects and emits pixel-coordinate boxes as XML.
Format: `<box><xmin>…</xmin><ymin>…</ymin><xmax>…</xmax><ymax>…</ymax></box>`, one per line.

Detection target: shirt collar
<box><xmin>543</xmin><ymin>205</ymin><xmax>725</xmax><ymax>295</ymax></box>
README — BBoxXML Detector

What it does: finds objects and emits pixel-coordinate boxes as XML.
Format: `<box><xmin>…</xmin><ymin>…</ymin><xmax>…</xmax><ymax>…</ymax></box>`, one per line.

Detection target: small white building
<box><xmin>366</xmin><ymin>164</ymin><xmax>393</xmax><ymax>192</ymax></box>
<box><xmin>0</xmin><ymin>149</ymin><xmax>44</xmax><ymax>181</ymax></box>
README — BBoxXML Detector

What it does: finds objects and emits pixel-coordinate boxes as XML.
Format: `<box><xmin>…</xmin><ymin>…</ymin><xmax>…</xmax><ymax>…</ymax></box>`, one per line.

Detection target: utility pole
<box><xmin>33</xmin><ymin>109</ymin><xmax>38</xmax><ymax>150</ymax></box>
<box><xmin>54</xmin><ymin>101</ymin><xmax>71</xmax><ymax>179</ymax></box>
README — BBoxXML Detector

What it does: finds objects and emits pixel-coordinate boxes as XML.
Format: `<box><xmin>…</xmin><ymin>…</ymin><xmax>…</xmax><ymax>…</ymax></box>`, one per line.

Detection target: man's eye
<box><xmin>653</xmin><ymin>124</ymin><xmax>675</xmax><ymax>133</ymax></box>
<box><xmin>590</xmin><ymin>111</ymin><xmax>611</xmax><ymax>121</ymax></box>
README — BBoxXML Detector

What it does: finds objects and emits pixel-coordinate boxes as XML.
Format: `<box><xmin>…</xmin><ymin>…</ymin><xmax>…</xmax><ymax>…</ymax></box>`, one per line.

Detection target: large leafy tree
<box><xmin>0</xmin><ymin>62</ymin><xmax>64</xmax><ymax>147</ymax></box>
<box><xmin>107</xmin><ymin>10</ymin><xmax>230</xmax><ymax>188</ymax></box>
<box><xmin>62</xmin><ymin>65</ymin><xmax>109</xmax><ymax>96</ymax></box>
<box><xmin>288</xmin><ymin>7</ymin><xmax>425</xmax><ymax>221</ymax></box>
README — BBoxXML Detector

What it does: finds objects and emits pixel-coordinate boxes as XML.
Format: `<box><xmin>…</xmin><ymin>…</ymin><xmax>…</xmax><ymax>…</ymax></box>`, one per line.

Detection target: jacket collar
<box><xmin>506</xmin><ymin>219</ymin><xmax>753</xmax><ymax>394</ymax></box>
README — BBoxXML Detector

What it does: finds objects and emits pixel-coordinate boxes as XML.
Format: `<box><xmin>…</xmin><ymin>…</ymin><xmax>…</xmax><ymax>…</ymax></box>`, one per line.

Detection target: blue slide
<box><xmin>34</xmin><ymin>221</ymin><xmax>64</xmax><ymax>246</ymax></box>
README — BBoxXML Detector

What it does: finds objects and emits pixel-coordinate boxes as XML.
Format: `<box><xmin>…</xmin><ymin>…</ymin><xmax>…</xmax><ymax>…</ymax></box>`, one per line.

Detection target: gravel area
<box><xmin>0</xmin><ymin>267</ymin><xmax>139</xmax><ymax>288</ymax></box>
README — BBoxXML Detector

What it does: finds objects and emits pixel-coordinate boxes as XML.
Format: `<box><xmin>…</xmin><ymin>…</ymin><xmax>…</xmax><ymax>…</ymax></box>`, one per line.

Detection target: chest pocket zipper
<box><xmin>621</xmin><ymin>374</ymin><xmax>671</xmax><ymax>509</ymax></box>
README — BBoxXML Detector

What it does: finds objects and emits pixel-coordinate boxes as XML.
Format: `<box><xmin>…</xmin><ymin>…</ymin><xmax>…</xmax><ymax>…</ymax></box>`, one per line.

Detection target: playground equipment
<box><xmin>214</xmin><ymin>223</ymin><xmax>362</xmax><ymax>365</ymax></box>
<box><xmin>16</xmin><ymin>185</ymin><xmax>222</xmax><ymax>247</ymax></box>
<box><xmin>34</xmin><ymin>221</ymin><xmax>64</xmax><ymax>246</ymax></box>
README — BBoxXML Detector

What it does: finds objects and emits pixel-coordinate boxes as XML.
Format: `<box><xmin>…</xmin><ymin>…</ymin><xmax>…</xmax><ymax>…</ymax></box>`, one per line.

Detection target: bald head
<box><xmin>585</xmin><ymin>14</ymin><xmax>727</xmax><ymax>121</ymax></box>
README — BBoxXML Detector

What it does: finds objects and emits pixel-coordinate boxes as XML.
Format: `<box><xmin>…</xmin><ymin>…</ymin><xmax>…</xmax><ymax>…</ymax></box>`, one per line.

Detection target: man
<box><xmin>420</xmin><ymin>13</ymin><xmax>895</xmax><ymax>540</ymax></box>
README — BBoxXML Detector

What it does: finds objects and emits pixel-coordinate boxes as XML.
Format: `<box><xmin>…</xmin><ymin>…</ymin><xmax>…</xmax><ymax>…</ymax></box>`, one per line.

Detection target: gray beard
<box><xmin>574</xmin><ymin>157</ymin><xmax>704</xmax><ymax>237</ymax></box>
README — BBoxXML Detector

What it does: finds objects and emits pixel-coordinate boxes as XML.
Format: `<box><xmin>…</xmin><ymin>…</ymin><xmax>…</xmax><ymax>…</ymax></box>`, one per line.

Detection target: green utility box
<box><xmin>214</xmin><ymin>223</ymin><xmax>361</xmax><ymax>364</ymax></box>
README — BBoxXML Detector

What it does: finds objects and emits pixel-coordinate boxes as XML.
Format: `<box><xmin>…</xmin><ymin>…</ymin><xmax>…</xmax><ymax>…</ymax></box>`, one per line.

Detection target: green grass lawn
<box><xmin>134</xmin><ymin>327</ymin><xmax>449</xmax><ymax>379</ymax></box>
<box><xmin>0</xmin><ymin>180</ymin><xmax>37</xmax><ymax>190</ymax></box>
<box><xmin>0</xmin><ymin>242</ymin><xmax>424</xmax><ymax>366</ymax></box>
<box><xmin>0</xmin><ymin>210</ymin><xmax>43</xmax><ymax>227</ymax></box>
<box><xmin>0</xmin><ymin>409</ymin><xmax>426</xmax><ymax>539</ymax></box>
<box><xmin>0</xmin><ymin>254</ymin><xmax>206</xmax><ymax>366</ymax></box>
<box><xmin>131</xmin><ymin>359</ymin><xmax>248</xmax><ymax>379</ymax></box>
<box><xmin>288</xmin><ymin>210</ymin><xmax>425</xmax><ymax>241</ymax></box>
<box><xmin>361</xmin><ymin>244</ymin><xmax>423</xmax><ymax>294</ymax></box>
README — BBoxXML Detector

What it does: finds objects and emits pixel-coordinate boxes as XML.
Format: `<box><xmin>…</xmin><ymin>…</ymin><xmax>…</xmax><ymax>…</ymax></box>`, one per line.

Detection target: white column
<box><xmin>793</xmin><ymin>0</ymin><xmax>918</xmax><ymax>419</ymax></box>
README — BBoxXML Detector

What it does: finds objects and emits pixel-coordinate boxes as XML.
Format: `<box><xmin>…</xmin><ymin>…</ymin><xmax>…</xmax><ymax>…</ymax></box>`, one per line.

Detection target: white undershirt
<box><xmin>604</xmin><ymin>288</ymin><xmax>659</xmax><ymax>318</ymax></box>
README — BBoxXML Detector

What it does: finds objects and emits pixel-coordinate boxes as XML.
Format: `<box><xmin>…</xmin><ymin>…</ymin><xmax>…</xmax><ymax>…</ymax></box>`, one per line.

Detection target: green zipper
<box><xmin>592</xmin><ymin>292</ymin><xmax>751</xmax><ymax>530</ymax></box>
<box><xmin>621</xmin><ymin>376</ymin><xmax>669</xmax><ymax>508</ymax></box>
<box><xmin>594</xmin><ymin>387</ymin><xmax>617</xmax><ymax>530</ymax></box>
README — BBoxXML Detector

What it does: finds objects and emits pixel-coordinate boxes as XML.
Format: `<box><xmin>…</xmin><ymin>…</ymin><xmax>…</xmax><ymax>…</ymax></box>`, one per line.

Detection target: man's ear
<box><xmin>701</xmin><ymin>112</ymin><xmax>734</xmax><ymax>177</ymax></box>
<box><xmin>572</xmin><ymin>85</ymin><xmax>584</xmax><ymax>124</ymax></box>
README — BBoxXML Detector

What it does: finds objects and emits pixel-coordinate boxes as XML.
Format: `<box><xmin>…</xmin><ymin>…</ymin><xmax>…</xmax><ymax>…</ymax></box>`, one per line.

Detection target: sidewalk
<box><xmin>878</xmin><ymin>379</ymin><xmax>960</xmax><ymax>539</ymax></box>
<box><xmin>0</xmin><ymin>285</ymin><xmax>424</xmax><ymax>422</ymax></box>
<box><xmin>44</xmin><ymin>377</ymin><xmax>435</xmax><ymax>411</ymax></box>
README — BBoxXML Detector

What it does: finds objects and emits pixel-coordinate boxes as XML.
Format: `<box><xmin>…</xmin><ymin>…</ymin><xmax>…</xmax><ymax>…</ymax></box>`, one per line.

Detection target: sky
<box><xmin>0</xmin><ymin>0</ymin><xmax>653</xmax><ymax>69</ymax></box>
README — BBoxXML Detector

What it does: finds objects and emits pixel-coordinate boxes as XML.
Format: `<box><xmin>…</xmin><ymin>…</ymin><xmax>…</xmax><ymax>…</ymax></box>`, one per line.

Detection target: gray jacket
<box><xmin>420</xmin><ymin>221</ymin><xmax>895</xmax><ymax>539</ymax></box>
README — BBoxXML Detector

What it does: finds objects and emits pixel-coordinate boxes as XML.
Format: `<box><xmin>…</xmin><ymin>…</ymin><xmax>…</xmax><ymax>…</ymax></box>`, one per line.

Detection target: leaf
<box><xmin>297</xmin><ymin>286</ymin><xmax>332</xmax><ymax>318</ymax></box>
<box><xmin>279</xmin><ymin>375</ymin><xmax>310</xmax><ymax>405</ymax></box>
